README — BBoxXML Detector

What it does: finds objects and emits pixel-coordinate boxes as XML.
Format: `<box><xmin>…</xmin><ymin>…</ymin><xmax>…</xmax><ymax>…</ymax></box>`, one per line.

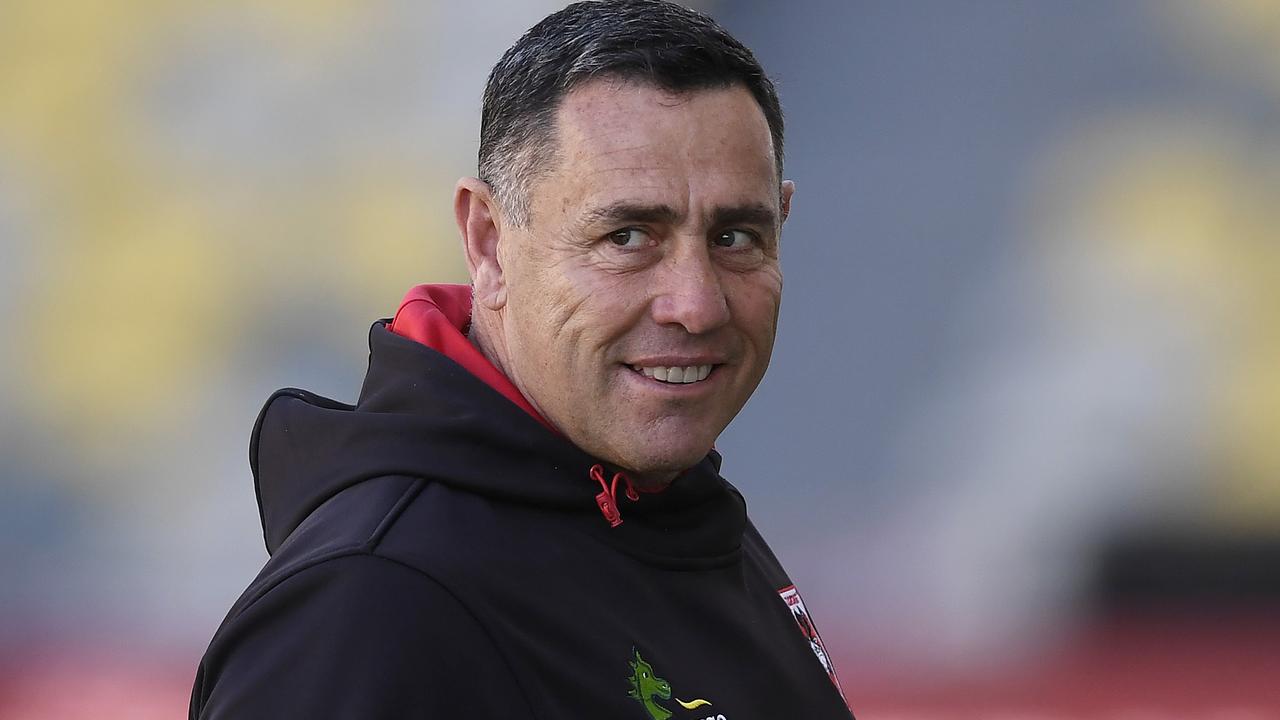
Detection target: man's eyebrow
<box><xmin>582</xmin><ymin>202</ymin><xmax>681</xmax><ymax>226</ymax></box>
<box><xmin>709</xmin><ymin>203</ymin><xmax>779</xmax><ymax>229</ymax></box>
<box><xmin>583</xmin><ymin>201</ymin><xmax>779</xmax><ymax>228</ymax></box>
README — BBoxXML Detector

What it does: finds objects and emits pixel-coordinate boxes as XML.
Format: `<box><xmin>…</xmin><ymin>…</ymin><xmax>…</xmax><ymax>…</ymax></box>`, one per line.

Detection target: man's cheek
<box><xmin>728</xmin><ymin>275</ymin><xmax>782</xmax><ymax>322</ymax></box>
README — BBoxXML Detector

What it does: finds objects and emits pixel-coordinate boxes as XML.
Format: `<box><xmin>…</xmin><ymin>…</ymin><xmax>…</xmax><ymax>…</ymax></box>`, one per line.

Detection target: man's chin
<box><xmin>614</xmin><ymin>445</ymin><xmax>716</xmax><ymax>489</ymax></box>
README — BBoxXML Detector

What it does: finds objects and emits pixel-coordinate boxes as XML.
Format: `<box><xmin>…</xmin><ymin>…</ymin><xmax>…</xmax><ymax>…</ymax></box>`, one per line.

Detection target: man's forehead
<box><xmin>554</xmin><ymin>80</ymin><xmax>774</xmax><ymax>164</ymax></box>
<box><xmin>539</xmin><ymin>81</ymin><xmax>779</xmax><ymax>214</ymax></box>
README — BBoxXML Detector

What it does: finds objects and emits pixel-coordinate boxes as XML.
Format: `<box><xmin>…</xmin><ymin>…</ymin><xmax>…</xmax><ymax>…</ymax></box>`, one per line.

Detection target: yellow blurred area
<box><xmin>1</xmin><ymin>1</ymin><xmax>465</xmax><ymax>469</ymax></box>
<box><xmin>1035</xmin><ymin>117</ymin><xmax>1280</xmax><ymax>529</ymax></box>
<box><xmin>1168</xmin><ymin>0</ymin><xmax>1280</xmax><ymax>97</ymax></box>
<box><xmin>1160</xmin><ymin>0</ymin><xmax>1280</xmax><ymax>528</ymax></box>
<box><xmin>31</xmin><ymin>202</ymin><xmax>232</xmax><ymax>442</ymax></box>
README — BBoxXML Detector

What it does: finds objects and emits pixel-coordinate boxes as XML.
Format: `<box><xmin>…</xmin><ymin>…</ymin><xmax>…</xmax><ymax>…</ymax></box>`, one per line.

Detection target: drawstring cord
<box><xmin>590</xmin><ymin>463</ymin><xmax>639</xmax><ymax>528</ymax></box>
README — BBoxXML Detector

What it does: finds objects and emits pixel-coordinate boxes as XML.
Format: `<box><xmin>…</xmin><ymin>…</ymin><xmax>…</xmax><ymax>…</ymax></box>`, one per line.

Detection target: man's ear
<box><xmin>780</xmin><ymin>180</ymin><xmax>795</xmax><ymax>224</ymax></box>
<box><xmin>455</xmin><ymin>177</ymin><xmax>507</xmax><ymax>311</ymax></box>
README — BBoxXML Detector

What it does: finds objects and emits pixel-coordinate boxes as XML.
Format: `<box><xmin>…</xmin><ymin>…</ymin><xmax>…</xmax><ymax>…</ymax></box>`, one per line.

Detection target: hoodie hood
<box><xmin>250</xmin><ymin>286</ymin><xmax>746</xmax><ymax>567</ymax></box>
<box><xmin>386</xmin><ymin>283</ymin><xmax>554</xmax><ymax>432</ymax></box>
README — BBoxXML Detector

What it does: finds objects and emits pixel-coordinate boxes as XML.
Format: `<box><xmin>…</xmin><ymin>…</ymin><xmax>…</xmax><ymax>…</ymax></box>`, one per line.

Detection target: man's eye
<box><xmin>607</xmin><ymin>228</ymin><xmax>647</xmax><ymax>247</ymax></box>
<box><xmin>713</xmin><ymin>229</ymin><xmax>756</xmax><ymax>248</ymax></box>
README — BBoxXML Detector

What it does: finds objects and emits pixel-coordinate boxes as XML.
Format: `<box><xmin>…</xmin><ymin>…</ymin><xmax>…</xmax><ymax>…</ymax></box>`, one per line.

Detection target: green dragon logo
<box><xmin>626</xmin><ymin>648</ymin><xmax>713</xmax><ymax>720</ymax></box>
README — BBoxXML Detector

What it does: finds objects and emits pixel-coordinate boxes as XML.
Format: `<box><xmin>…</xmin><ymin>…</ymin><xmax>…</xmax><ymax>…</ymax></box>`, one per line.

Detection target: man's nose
<box><xmin>649</xmin><ymin>243</ymin><xmax>731</xmax><ymax>334</ymax></box>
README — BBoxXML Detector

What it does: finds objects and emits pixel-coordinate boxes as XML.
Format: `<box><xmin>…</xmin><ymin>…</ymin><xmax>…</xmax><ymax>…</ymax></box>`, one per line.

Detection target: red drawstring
<box><xmin>590</xmin><ymin>463</ymin><xmax>638</xmax><ymax>528</ymax></box>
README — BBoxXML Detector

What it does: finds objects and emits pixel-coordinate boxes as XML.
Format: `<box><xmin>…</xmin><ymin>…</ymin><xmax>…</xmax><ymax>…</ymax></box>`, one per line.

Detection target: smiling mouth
<box><xmin>630</xmin><ymin>364</ymin><xmax>714</xmax><ymax>384</ymax></box>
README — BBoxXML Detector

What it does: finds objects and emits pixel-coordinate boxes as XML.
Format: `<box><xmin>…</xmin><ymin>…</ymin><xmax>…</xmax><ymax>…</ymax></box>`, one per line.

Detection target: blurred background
<box><xmin>2</xmin><ymin>1</ymin><xmax>1278</xmax><ymax>717</ymax></box>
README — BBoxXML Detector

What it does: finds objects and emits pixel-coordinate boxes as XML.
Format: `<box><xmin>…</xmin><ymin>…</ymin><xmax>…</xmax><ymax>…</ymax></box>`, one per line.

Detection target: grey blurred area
<box><xmin>714</xmin><ymin>0</ymin><xmax>1280</xmax><ymax>677</ymax></box>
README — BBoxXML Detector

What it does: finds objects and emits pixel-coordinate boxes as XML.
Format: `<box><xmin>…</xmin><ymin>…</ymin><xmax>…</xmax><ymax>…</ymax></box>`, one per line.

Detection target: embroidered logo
<box><xmin>778</xmin><ymin>584</ymin><xmax>845</xmax><ymax>699</ymax></box>
<box><xmin>626</xmin><ymin>648</ymin><xmax>718</xmax><ymax>720</ymax></box>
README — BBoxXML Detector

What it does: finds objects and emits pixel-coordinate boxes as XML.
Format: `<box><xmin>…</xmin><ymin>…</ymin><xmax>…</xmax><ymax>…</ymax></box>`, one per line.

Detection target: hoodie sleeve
<box><xmin>191</xmin><ymin>553</ymin><xmax>530</xmax><ymax>719</ymax></box>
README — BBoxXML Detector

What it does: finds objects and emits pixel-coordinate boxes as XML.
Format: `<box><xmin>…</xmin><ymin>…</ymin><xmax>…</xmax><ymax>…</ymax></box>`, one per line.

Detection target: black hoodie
<box><xmin>190</xmin><ymin>318</ymin><xmax>854</xmax><ymax>719</ymax></box>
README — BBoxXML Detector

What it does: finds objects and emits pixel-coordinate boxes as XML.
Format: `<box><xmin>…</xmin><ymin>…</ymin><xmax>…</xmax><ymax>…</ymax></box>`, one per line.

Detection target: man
<box><xmin>191</xmin><ymin>1</ymin><xmax>853</xmax><ymax>718</ymax></box>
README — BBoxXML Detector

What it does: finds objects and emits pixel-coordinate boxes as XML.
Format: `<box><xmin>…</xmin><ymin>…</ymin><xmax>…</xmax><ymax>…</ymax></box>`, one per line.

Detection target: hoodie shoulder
<box><xmin>250</xmin><ymin>388</ymin><xmax>365</xmax><ymax>553</ymax></box>
<box><xmin>192</xmin><ymin>552</ymin><xmax>533</xmax><ymax>719</ymax></box>
<box><xmin>251</xmin><ymin>472</ymin><xmax>425</xmax><ymax>587</ymax></box>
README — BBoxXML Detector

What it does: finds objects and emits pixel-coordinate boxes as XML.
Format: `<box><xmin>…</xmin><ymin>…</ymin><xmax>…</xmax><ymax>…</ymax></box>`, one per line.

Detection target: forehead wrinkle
<box><xmin>570</xmin><ymin>140</ymin><xmax>674</xmax><ymax>176</ymax></box>
<box><xmin>588</xmin><ymin>143</ymin><xmax>664</xmax><ymax>159</ymax></box>
<box><xmin>580</xmin><ymin>165</ymin><xmax>672</xmax><ymax>179</ymax></box>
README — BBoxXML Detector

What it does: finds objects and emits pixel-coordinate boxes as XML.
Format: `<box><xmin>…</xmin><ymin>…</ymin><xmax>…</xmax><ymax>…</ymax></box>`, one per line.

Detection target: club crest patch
<box><xmin>778</xmin><ymin>584</ymin><xmax>845</xmax><ymax>699</ymax></box>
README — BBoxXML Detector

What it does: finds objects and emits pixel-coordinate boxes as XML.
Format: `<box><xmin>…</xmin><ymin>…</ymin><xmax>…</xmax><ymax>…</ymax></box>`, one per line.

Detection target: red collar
<box><xmin>388</xmin><ymin>284</ymin><xmax>556</xmax><ymax>433</ymax></box>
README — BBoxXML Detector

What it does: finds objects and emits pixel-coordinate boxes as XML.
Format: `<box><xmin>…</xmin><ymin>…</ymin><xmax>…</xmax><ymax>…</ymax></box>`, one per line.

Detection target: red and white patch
<box><xmin>778</xmin><ymin>584</ymin><xmax>845</xmax><ymax>699</ymax></box>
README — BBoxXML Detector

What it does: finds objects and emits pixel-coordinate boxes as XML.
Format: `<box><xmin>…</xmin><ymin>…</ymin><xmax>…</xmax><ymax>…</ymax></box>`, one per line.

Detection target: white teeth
<box><xmin>632</xmin><ymin>364</ymin><xmax>714</xmax><ymax>384</ymax></box>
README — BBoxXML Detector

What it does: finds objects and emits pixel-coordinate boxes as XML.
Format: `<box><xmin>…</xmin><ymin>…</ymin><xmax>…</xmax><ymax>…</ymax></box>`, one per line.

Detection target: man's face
<box><xmin>493</xmin><ymin>80</ymin><xmax>790</xmax><ymax>484</ymax></box>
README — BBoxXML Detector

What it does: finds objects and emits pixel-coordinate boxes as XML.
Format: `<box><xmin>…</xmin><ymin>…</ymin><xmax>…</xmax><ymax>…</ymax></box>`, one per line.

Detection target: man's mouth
<box><xmin>630</xmin><ymin>364</ymin><xmax>714</xmax><ymax>384</ymax></box>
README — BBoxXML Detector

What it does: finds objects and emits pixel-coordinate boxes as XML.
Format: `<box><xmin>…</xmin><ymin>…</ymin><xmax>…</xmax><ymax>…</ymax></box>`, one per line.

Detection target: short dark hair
<box><xmin>479</xmin><ymin>0</ymin><xmax>785</xmax><ymax>224</ymax></box>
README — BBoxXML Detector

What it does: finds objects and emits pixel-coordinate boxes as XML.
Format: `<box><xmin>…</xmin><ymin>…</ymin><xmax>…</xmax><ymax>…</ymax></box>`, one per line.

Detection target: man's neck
<box><xmin>466</xmin><ymin>312</ymin><xmax>514</xmax><ymax>392</ymax></box>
